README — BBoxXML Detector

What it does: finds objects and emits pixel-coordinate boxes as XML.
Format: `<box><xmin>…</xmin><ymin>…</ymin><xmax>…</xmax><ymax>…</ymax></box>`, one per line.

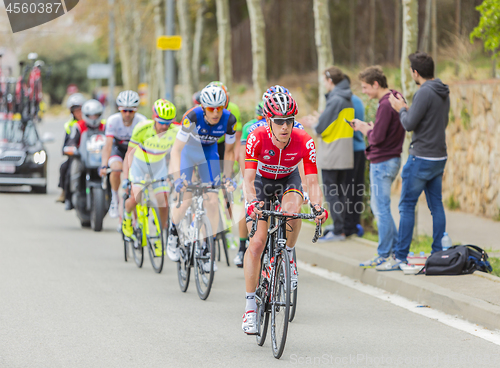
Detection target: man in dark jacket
<box><xmin>302</xmin><ymin>67</ymin><xmax>355</xmax><ymax>241</ymax></box>
<box><xmin>385</xmin><ymin>52</ymin><xmax>450</xmax><ymax>270</ymax></box>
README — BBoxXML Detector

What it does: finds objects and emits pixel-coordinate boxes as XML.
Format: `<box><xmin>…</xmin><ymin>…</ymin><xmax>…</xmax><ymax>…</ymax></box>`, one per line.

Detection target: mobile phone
<box><xmin>344</xmin><ymin>118</ymin><xmax>354</xmax><ymax>126</ymax></box>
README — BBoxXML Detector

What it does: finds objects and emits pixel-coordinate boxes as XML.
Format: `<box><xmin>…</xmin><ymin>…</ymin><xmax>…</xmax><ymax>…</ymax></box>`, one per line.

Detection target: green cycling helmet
<box><xmin>255</xmin><ymin>102</ymin><xmax>264</xmax><ymax>117</ymax></box>
<box><xmin>152</xmin><ymin>99</ymin><xmax>176</xmax><ymax>121</ymax></box>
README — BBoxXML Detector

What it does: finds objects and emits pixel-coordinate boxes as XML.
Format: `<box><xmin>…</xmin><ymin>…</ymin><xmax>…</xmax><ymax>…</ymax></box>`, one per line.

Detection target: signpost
<box><xmin>87</xmin><ymin>63</ymin><xmax>112</xmax><ymax>80</ymax></box>
<box><xmin>156</xmin><ymin>36</ymin><xmax>182</xmax><ymax>51</ymax></box>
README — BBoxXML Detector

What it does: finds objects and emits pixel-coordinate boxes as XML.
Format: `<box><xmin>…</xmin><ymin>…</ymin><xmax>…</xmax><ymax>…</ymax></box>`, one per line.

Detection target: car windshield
<box><xmin>0</xmin><ymin>120</ymin><xmax>38</xmax><ymax>146</ymax></box>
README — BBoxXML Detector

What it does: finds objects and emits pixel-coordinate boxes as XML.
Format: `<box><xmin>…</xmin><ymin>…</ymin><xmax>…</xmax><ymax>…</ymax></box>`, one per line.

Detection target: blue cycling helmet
<box><xmin>262</xmin><ymin>85</ymin><xmax>292</xmax><ymax>101</ymax></box>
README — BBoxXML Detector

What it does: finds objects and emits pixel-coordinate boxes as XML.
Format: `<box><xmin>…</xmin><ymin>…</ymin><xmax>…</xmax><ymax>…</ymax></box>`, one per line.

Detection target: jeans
<box><xmin>344</xmin><ymin>151</ymin><xmax>366</xmax><ymax>236</ymax></box>
<box><xmin>370</xmin><ymin>157</ymin><xmax>401</xmax><ymax>258</ymax></box>
<box><xmin>394</xmin><ymin>155</ymin><xmax>447</xmax><ymax>261</ymax></box>
<box><xmin>322</xmin><ymin>169</ymin><xmax>348</xmax><ymax>236</ymax></box>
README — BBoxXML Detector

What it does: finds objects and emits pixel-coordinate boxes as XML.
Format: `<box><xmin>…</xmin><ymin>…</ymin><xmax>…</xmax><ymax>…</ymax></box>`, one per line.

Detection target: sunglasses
<box><xmin>204</xmin><ymin>106</ymin><xmax>223</xmax><ymax>113</ymax></box>
<box><xmin>271</xmin><ymin>117</ymin><xmax>294</xmax><ymax>126</ymax></box>
<box><xmin>154</xmin><ymin>117</ymin><xmax>173</xmax><ymax>125</ymax></box>
<box><xmin>119</xmin><ymin>108</ymin><xmax>137</xmax><ymax>113</ymax></box>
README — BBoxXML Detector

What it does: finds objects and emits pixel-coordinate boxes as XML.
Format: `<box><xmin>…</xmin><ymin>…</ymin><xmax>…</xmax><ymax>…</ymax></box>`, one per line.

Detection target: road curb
<box><xmin>296</xmin><ymin>240</ymin><xmax>500</xmax><ymax>332</ymax></box>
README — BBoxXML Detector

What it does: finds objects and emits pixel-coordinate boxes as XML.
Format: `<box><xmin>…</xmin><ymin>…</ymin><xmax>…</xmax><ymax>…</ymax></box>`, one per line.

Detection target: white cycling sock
<box><xmin>111</xmin><ymin>190</ymin><xmax>118</xmax><ymax>203</ymax></box>
<box><xmin>286</xmin><ymin>246</ymin><xmax>294</xmax><ymax>261</ymax></box>
<box><xmin>245</xmin><ymin>292</ymin><xmax>257</xmax><ymax>312</ymax></box>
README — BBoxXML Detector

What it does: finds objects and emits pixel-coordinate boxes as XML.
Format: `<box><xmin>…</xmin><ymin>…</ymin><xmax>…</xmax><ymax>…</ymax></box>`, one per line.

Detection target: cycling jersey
<box><xmin>218</xmin><ymin>101</ymin><xmax>241</xmax><ymax>144</ymax></box>
<box><xmin>105</xmin><ymin>112</ymin><xmax>147</xmax><ymax>150</ymax></box>
<box><xmin>241</xmin><ymin>119</ymin><xmax>304</xmax><ymax>143</ymax></box>
<box><xmin>129</xmin><ymin>120</ymin><xmax>180</xmax><ymax>163</ymax></box>
<box><xmin>64</xmin><ymin>119</ymin><xmax>78</xmax><ymax>135</ymax></box>
<box><xmin>245</xmin><ymin>126</ymin><xmax>318</xmax><ymax>180</ymax></box>
<box><xmin>177</xmin><ymin>106</ymin><xmax>236</xmax><ymax>146</ymax></box>
<box><xmin>66</xmin><ymin>120</ymin><xmax>106</xmax><ymax>147</ymax></box>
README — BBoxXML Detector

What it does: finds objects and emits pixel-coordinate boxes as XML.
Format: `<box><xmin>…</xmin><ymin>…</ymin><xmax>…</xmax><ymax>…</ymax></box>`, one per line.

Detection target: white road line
<box><xmin>298</xmin><ymin>261</ymin><xmax>500</xmax><ymax>346</ymax></box>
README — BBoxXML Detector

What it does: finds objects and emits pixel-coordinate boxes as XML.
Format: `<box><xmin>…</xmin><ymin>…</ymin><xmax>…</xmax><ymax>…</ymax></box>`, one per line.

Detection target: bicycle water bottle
<box><xmin>441</xmin><ymin>232</ymin><xmax>452</xmax><ymax>251</ymax></box>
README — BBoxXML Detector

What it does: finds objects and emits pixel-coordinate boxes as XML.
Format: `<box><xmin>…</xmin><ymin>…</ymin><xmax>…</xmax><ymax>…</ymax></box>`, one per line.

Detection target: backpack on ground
<box><xmin>419</xmin><ymin>245</ymin><xmax>492</xmax><ymax>276</ymax></box>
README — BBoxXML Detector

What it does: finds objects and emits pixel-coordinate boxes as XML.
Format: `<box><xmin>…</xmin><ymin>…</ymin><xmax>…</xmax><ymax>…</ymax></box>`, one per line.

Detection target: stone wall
<box><xmin>443</xmin><ymin>79</ymin><xmax>500</xmax><ymax>218</ymax></box>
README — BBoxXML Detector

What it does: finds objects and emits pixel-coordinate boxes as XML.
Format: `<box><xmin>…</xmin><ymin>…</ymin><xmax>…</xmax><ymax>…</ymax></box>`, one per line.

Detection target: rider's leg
<box><xmin>154</xmin><ymin>190</ymin><xmax>169</xmax><ymax>229</ymax></box>
<box><xmin>205</xmin><ymin>192</ymin><xmax>220</xmax><ymax>238</ymax></box>
<box><xmin>243</xmin><ymin>220</ymin><xmax>268</xmax><ymax>293</ymax></box>
<box><xmin>281</xmin><ymin>191</ymin><xmax>303</xmax><ymax>248</ymax></box>
<box><xmin>109</xmin><ymin>160</ymin><xmax>122</xmax><ymax>193</ymax></box>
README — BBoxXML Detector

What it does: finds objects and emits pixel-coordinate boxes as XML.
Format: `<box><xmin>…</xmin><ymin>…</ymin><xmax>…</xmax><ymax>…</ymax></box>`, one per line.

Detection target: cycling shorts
<box><xmin>246</xmin><ymin>168</ymin><xmax>303</xmax><ymax>223</ymax></box>
<box><xmin>109</xmin><ymin>143</ymin><xmax>127</xmax><ymax>165</ymax></box>
<box><xmin>128</xmin><ymin>158</ymin><xmax>169</xmax><ymax>195</ymax></box>
<box><xmin>180</xmin><ymin>143</ymin><xmax>220</xmax><ymax>190</ymax></box>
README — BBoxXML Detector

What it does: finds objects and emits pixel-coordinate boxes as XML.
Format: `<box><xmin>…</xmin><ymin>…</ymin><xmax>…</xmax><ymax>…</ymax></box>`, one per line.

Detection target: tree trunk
<box><xmin>349</xmin><ymin>0</ymin><xmax>356</xmax><ymax>66</ymax></box>
<box><xmin>431</xmin><ymin>0</ymin><xmax>437</xmax><ymax>63</ymax></box>
<box><xmin>246</xmin><ymin>0</ymin><xmax>267</xmax><ymax>104</ymax></box>
<box><xmin>369</xmin><ymin>0</ymin><xmax>376</xmax><ymax>65</ymax></box>
<box><xmin>419</xmin><ymin>0</ymin><xmax>431</xmax><ymax>53</ymax></box>
<box><xmin>216</xmin><ymin>0</ymin><xmax>233</xmax><ymax>90</ymax></box>
<box><xmin>193</xmin><ymin>0</ymin><xmax>207</xmax><ymax>90</ymax></box>
<box><xmin>394</xmin><ymin>0</ymin><xmax>401</xmax><ymax>65</ymax></box>
<box><xmin>313</xmin><ymin>0</ymin><xmax>334</xmax><ymax>112</ymax></box>
<box><xmin>153</xmin><ymin>0</ymin><xmax>165</xmax><ymax>99</ymax></box>
<box><xmin>454</xmin><ymin>0</ymin><xmax>461</xmax><ymax>75</ymax></box>
<box><xmin>401</xmin><ymin>0</ymin><xmax>418</xmax><ymax>103</ymax></box>
<box><xmin>177</xmin><ymin>0</ymin><xmax>194</xmax><ymax>106</ymax></box>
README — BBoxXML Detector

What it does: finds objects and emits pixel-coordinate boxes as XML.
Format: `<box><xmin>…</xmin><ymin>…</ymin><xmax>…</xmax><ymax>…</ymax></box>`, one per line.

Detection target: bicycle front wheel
<box><xmin>147</xmin><ymin>206</ymin><xmax>165</xmax><ymax>273</ymax></box>
<box><xmin>130</xmin><ymin>224</ymin><xmax>144</xmax><ymax>268</ymax></box>
<box><xmin>177</xmin><ymin>213</ymin><xmax>191</xmax><ymax>292</ymax></box>
<box><xmin>270</xmin><ymin>248</ymin><xmax>291</xmax><ymax>359</ymax></box>
<box><xmin>289</xmin><ymin>247</ymin><xmax>298</xmax><ymax>322</ymax></box>
<box><xmin>194</xmin><ymin>215</ymin><xmax>215</xmax><ymax>300</ymax></box>
<box><xmin>256</xmin><ymin>250</ymin><xmax>270</xmax><ymax>346</ymax></box>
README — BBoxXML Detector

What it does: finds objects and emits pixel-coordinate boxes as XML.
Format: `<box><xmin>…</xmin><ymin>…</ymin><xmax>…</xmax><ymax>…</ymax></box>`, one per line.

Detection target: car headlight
<box><xmin>33</xmin><ymin>150</ymin><xmax>47</xmax><ymax>165</ymax></box>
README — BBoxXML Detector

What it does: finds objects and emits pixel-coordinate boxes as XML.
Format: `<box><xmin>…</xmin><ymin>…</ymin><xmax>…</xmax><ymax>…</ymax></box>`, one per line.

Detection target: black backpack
<box><xmin>419</xmin><ymin>245</ymin><xmax>493</xmax><ymax>276</ymax></box>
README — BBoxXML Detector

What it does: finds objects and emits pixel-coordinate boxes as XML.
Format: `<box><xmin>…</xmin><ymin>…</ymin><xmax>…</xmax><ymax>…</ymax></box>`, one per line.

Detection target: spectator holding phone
<box><xmin>385</xmin><ymin>52</ymin><xmax>450</xmax><ymax>270</ymax></box>
<box><xmin>349</xmin><ymin>66</ymin><xmax>405</xmax><ymax>269</ymax></box>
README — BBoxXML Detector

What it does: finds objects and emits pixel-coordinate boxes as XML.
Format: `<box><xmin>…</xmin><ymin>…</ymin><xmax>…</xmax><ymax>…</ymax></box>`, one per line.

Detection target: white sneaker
<box><xmin>233</xmin><ymin>251</ymin><xmax>244</xmax><ymax>268</ymax></box>
<box><xmin>242</xmin><ymin>310</ymin><xmax>258</xmax><ymax>334</ymax></box>
<box><xmin>202</xmin><ymin>260</ymin><xmax>218</xmax><ymax>273</ymax></box>
<box><xmin>290</xmin><ymin>259</ymin><xmax>298</xmax><ymax>291</ymax></box>
<box><xmin>166</xmin><ymin>234</ymin><xmax>179</xmax><ymax>262</ymax></box>
<box><xmin>108</xmin><ymin>200</ymin><xmax>119</xmax><ymax>218</ymax></box>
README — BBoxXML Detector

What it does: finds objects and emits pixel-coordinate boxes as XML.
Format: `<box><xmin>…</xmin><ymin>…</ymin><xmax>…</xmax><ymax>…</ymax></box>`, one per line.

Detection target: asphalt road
<box><xmin>0</xmin><ymin>115</ymin><xmax>499</xmax><ymax>367</ymax></box>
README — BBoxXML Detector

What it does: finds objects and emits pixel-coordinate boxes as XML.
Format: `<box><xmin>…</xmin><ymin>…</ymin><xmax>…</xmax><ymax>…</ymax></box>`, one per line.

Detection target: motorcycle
<box><xmin>67</xmin><ymin>130</ymin><xmax>111</xmax><ymax>231</ymax></box>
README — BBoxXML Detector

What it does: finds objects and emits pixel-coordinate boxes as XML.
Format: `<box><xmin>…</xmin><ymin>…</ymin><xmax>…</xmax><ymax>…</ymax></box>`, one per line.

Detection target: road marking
<box><xmin>298</xmin><ymin>261</ymin><xmax>500</xmax><ymax>346</ymax></box>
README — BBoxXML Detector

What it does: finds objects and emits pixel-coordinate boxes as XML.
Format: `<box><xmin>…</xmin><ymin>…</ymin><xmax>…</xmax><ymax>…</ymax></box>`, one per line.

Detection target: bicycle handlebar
<box><xmin>175</xmin><ymin>181</ymin><xmax>223</xmax><ymax>208</ymax></box>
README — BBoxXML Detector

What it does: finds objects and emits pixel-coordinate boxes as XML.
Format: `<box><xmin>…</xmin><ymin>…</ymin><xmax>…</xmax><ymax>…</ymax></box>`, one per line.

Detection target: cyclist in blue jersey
<box><xmin>168</xmin><ymin>84</ymin><xmax>237</xmax><ymax>266</ymax></box>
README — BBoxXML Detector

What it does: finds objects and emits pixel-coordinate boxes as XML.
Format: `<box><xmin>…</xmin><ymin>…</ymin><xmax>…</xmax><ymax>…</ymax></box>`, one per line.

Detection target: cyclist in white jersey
<box><xmin>100</xmin><ymin>90</ymin><xmax>147</xmax><ymax>218</ymax></box>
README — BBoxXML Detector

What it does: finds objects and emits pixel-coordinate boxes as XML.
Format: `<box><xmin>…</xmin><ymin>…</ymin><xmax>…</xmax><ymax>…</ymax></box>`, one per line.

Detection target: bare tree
<box><xmin>151</xmin><ymin>0</ymin><xmax>165</xmax><ymax>102</ymax></box>
<box><xmin>394</xmin><ymin>0</ymin><xmax>401</xmax><ymax>65</ymax></box>
<box><xmin>349</xmin><ymin>0</ymin><xmax>356</xmax><ymax>66</ymax></box>
<box><xmin>419</xmin><ymin>0</ymin><xmax>432</xmax><ymax>53</ymax></box>
<box><xmin>431</xmin><ymin>0</ymin><xmax>437</xmax><ymax>62</ymax></box>
<box><xmin>246</xmin><ymin>0</ymin><xmax>267</xmax><ymax>104</ymax></box>
<box><xmin>454</xmin><ymin>0</ymin><xmax>462</xmax><ymax>75</ymax></box>
<box><xmin>177</xmin><ymin>0</ymin><xmax>194</xmax><ymax>105</ymax></box>
<box><xmin>313</xmin><ymin>0</ymin><xmax>334</xmax><ymax>111</ymax></box>
<box><xmin>216</xmin><ymin>0</ymin><xmax>233</xmax><ymax>90</ymax></box>
<box><xmin>369</xmin><ymin>0</ymin><xmax>376</xmax><ymax>65</ymax></box>
<box><xmin>400</xmin><ymin>0</ymin><xmax>418</xmax><ymax>103</ymax></box>
<box><xmin>192</xmin><ymin>0</ymin><xmax>207</xmax><ymax>90</ymax></box>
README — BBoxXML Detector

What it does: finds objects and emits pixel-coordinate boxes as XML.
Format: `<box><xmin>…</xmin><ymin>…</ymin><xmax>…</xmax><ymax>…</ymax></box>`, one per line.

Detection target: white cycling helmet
<box><xmin>116</xmin><ymin>90</ymin><xmax>140</xmax><ymax>108</ymax></box>
<box><xmin>200</xmin><ymin>84</ymin><xmax>227</xmax><ymax>108</ymax></box>
<box><xmin>66</xmin><ymin>93</ymin><xmax>85</xmax><ymax>109</ymax></box>
<box><xmin>82</xmin><ymin>99</ymin><xmax>104</xmax><ymax>129</ymax></box>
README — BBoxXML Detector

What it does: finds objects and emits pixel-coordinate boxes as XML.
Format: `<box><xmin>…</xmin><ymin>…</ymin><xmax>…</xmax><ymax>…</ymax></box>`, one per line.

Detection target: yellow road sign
<box><xmin>157</xmin><ymin>36</ymin><xmax>182</xmax><ymax>50</ymax></box>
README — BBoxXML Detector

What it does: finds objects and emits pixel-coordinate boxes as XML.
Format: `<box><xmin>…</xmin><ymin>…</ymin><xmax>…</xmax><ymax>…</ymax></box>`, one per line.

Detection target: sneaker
<box><xmin>122</xmin><ymin>218</ymin><xmax>133</xmax><ymax>238</ymax></box>
<box><xmin>359</xmin><ymin>255</ymin><xmax>387</xmax><ymax>268</ymax></box>
<box><xmin>56</xmin><ymin>191</ymin><xmax>65</xmax><ymax>203</ymax></box>
<box><xmin>154</xmin><ymin>239</ymin><xmax>163</xmax><ymax>257</ymax></box>
<box><xmin>356</xmin><ymin>224</ymin><xmax>365</xmax><ymax>237</ymax></box>
<box><xmin>64</xmin><ymin>199</ymin><xmax>73</xmax><ymax>211</ymax></box>
<box><xmin>108</xmin><ymin>200</ymin><xmax>119</xmax><ymax>218</ymax></box>
<box><xmin>318</xmin><ymin>232</ymin><xmax>345</xmax><ymax>242</ymax></box>
<box><xmin>233</xmin><ymin>251</ymin><xmax>244</xmax><ymax>268</ymax></box>
<box><xmin>242</xmin><ymin>310</ymin><xmax>258</xmax><ymax>335</ymax></box>
<box><xmin>289</xmin><ymin>258</ymin><xmax>298</xmax><ymax>290</ymax></box>
<box><xmin>166</xmin><ymin>234</ymin><xmax>180</xmax><ymax>262</ymax></box>
<box><xmin>202</xmin><ymin>259</ymin><xmax>218</xmax><ymax>273</ymax></box>
<box><xmin>375</xmin><ymin>257</ymin><xmax>405</xmax><ymax>271</ymax></box>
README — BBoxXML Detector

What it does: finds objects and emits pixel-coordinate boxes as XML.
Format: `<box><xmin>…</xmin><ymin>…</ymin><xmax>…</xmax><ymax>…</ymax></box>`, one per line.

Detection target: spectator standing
<box><xmin>302</xmin><ymin>67</ymin><xmax>354</xmax><ymax>241</ymax></box>
<box><xmin>381</xmin><ymin>52</ymin><xmax>450</xmax><ymax>270</ymax></box>
<box><xmin>350</xmin><ymin>66</ymin><xmax>405</xmax><ymax>268</ymax></box>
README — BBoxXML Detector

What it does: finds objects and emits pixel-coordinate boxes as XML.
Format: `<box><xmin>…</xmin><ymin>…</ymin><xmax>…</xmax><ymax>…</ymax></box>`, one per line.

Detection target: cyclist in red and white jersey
<box><xmin>241</xmin><ymin>92</ymin><xmax>328</xmax><ymax>334</ymax></box>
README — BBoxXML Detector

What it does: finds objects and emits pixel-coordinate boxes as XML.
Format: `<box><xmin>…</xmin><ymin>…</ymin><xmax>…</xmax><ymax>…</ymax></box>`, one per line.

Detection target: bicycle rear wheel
<box><xmin>147</xmin><ymin>205</ymin><xmax>165</xmax><ymax>273</ymax></box>
<box><xmin>177</xmin><ymin>213</ymin><xmax>191</xmax><ymax>292</ymax></box>
<box><xmin>130</xmin><ymin>224</ymin><xmax>144</xmax><ymax>268</ymax></box>
<box><xmin>289</xmin><ymin>247</ymin><xmax>298</xmax><ymax>322</ymax></box>
<box><xmin>194</xmin><ymin>215</ymin><xmax>215</xmax><ymax>300</ymax></box>
<box><xmin>270</xmin><ymin>248</ymin><xmax>290</xmax><ymax>359</ymax></box>
<box><xmin>256</xmin><ymin>250</ymin><xmax>270</xmax><ymax>346</ymax></box>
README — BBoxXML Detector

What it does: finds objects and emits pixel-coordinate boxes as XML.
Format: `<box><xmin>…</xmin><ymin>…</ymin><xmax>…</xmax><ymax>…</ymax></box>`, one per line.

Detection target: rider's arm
<box><xmin>243</xmin><ymin>168</ymin><xmax>258</xmax><ymax>203</ymax></box>
<box><xmin>122</xmin><ymin>145</ymin><xmax>136</xmax><ymax>179</ymax></box>
<box><xmin>239</xmin><ymin>143</ymin><xmax>246</xmax><ymax>175</ymax></box>
<box><xmin>305</xmin><ymin>174</ymin><xmax>322</xmax><ymax>206</ymax></box>
<box><xmin>223</xmin><ymin>141</ymin><xmax>235</xmax><ymax>179</ymax></box>
<box><xmin>100</xmin><ymin>137</ymin><xmax>113</xmax><ymax>168</ymax></box>
<box><xmin>169</xmin><ymin>138</ymin><xmax>187</xmax><ymax>180</ymax></box>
